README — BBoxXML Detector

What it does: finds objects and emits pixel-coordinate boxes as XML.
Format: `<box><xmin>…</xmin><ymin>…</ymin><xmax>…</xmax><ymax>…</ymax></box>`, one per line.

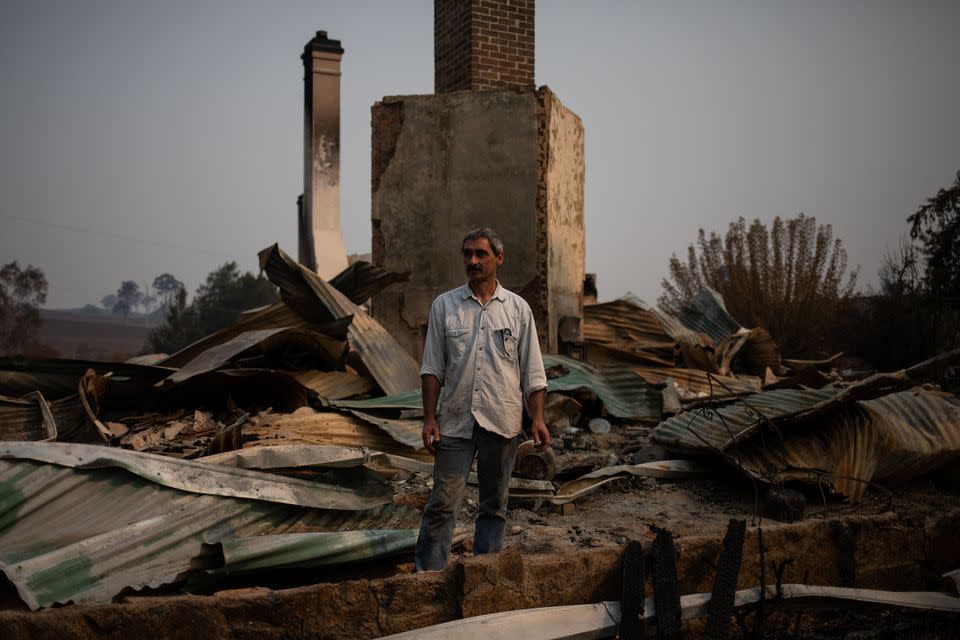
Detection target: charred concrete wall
<box><xmin>370</xmin><ymin>87</ymin><xmax>584</xmax><ymax>361</ymax></box>
<box><xmin>541</xmin><ymin>88</ymin><xmax>585</xmax><ymax>351</ymax></box>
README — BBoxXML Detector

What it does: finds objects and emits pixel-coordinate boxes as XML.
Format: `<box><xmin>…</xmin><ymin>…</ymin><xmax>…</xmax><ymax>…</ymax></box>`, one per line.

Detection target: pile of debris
<box><xmin>1</xmin><ymin>244</ymin><xmax>959</xmax><ymax>616</ymax></box>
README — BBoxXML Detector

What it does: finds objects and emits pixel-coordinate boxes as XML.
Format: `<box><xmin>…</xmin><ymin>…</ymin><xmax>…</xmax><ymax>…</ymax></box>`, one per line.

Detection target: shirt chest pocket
<box><xmin>445</xmin><ymin>327</ymin><xmax>470</xmax><ymax>362</ymax></box>
<box><xmin>492</xmin><ymin>326</ymin><xmax>519</xmax><ymax>360</ymax></box>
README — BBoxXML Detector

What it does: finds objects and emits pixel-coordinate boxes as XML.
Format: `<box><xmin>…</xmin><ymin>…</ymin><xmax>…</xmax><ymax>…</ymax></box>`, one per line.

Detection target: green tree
<box><xmin>112</xmin><ymin>280</ymin><xmax>142</xmax><ymax>316</ymax></box>
<box><xmin>0</xmin><ymin>262</ymin><xmax>48</xmax><ymax>355</ymax></box>
<box><xmin>905</xmin><ymin>171</ymin><xmax>960</xmax><ymax>352</ymax></box>
<box><xmin>144</xmin><ymin>262</ymin><xmax>278</xmax><ymax>354</ymax></box>
<box><xmin>659</xmin><ymin>214</ymin><xmax>858</xmax><ymax>357</ymax></box>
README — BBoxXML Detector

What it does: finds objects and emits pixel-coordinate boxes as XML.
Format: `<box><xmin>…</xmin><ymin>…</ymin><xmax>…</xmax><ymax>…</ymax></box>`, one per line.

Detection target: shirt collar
<box><xmin>460</xmin><ymin>281</ymin><xmax>507</xmax><ymax>302</ymax></box>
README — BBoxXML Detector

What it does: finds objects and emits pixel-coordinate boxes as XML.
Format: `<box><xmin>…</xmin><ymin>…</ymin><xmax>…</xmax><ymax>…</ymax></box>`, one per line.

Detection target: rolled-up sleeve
<box><xmin>419</xmin><ymin>298</ymin><xmax>446</xmax><ymax>385</ymax></box>
<box><xmin>518</xmin><ymin>310</ymin><xmax>548</xmax><ymax>398</ymax></box>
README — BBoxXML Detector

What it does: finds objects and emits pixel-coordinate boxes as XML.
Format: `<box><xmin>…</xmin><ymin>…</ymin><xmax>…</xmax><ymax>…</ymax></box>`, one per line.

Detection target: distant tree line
<box><xmin>144</xmin><ymin>262</ymin><xmax>278</xmax><ymax>355</ymax></box>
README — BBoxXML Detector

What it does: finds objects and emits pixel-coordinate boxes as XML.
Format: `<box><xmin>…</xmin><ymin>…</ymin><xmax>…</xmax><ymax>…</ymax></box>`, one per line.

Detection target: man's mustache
<box><xmin>468</xmin><ymin>266</ymin><xmax>482</xmax><ymax>271</ymax></box>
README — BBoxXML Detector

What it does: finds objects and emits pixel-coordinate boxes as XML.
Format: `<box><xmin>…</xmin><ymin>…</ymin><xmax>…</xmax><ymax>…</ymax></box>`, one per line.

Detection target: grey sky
<box><xmin>2</xmin><ymin>0</ymin><xmax>958</xmax><ymax>309</ymax></box>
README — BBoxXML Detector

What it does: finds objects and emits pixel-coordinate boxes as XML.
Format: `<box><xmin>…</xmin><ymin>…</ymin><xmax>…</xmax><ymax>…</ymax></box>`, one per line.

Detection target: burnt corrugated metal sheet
<box><xmin>0</xmin><ymin>392</ymin><xmax>90</xmax><ymax>441</ymax></box>
<box><xmin>328</xmin><ymin>260</ymin><xmax>410</xmax><ymax>305</ymax></box>
<box><xmin>652</xmin><ymin>387</ymin><xmax>841</xmax><ymax>453</ymax></box>
<box><xmin>633</xmin><ymin>367</ymin><xmax>761</xmax><ymax>400</ymax></box>
<box><xmin>0</xmin><ymin>442</ymin><xmax>391</xmax><ymax>510</ymax></box>
<box><xmin>619</xmin><ymin>293</ymin><xmax>711</xmax><ymax>346</ymax></box>
<box><xmin>292</xmin><ymin>370</ymin><xmax>376</xmax><ymax>400</ymax></box>
<box><xmin>678</xmin><ymin>288</ymin><xmax>744</xmax><ymax>345</ymax></box>
<box><xmin>543</xmin><ymin>355</ymin><xmax>662</xmax><ymax>421</ymax></box>
<box><xmin>733</xmin><ymin>389</ymin><xmax>960</xmax><ymax>501</ymax></box>
<box><xmin>0</xmin><ymin>456</ymin><xmax>417</xmax><ymax>609</ymax></box>
<box><xmin>245</xmin><ymin>408</ymin><xmax>433</xmax><ymax>462</ymax></box>
<box><xmin>259</xmin><ymin>244</ymin><xmax>421</xmax><ymax>396</ymax></box>
<box><xmin>218</xmin><ymin>529</ymin><xmax>419</xmax><ymax>573</ymax></box>
<box><xmin>583</xmin><ymin>300</ymin><xmax>676</xmax><ymax>367</ymax></box>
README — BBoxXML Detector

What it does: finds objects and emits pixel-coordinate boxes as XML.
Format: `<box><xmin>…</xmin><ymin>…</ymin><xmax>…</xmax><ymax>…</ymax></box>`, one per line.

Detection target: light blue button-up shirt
<box><xmin>419</xmin><ymin>282</ymin><xmax>548</xmax><ymax>439</ymax></box>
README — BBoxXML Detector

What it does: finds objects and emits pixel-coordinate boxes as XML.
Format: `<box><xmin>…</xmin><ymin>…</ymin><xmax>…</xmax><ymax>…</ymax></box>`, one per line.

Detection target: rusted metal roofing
<box><xmin>244</xmin><ymin>407</ymin><xmax>433</xmax><ymax>462</ymax></box>
<box><xmin>734</xmin><ymin>389</ymin><xmax>960</xmax><ymax>501</ymax></box>
<box><xmin>0</xmin><ymin>442</ymin><xmax>391</xmax><ymax>510</ymax></box>
<box><xmin>583</xmin><ymin>299</ymin><xmax>677</xmax><ymax>367</ymax></box>
<box><xmin>328</xmin><ymin>260</ymin><xmax>410</xmax><ymax>305</ymax></box>
<box><xmin>651</xmin><ymin>387</ymin><xmax>841</xmax><ymax>453</ymax></box>
<box><xmin>633</xmin><ymin>367</ymin><xmax>761</xmax><ymax>401</ymax></box>
<box><xmin>678</xmin><ymin>288</ymin><xmax>744</xmax><ymax>345</ymax></box>
<box><xmin>259</xmin><ymin>244</ymin><xmax>421</xmax><ymax>396</ymax></box>
<box><xmin>292</xmin><ymin>369</ymin><xmax>376</xmax><ymax>400</ymax></box>
<box><xmin>0</xmin><ymin>455</ymin><xmax>417</xmax><ymax>609</ymax></box>
<box><xmin>0</xmin><ymin>391</ymin><xmax>89</xmax><ymax>441</ymax></box>
<box><xmin>619</xmin><ymin>293</ymin><xmax>710</xmax><ymax>346</ymax></box>
<box><xmin>543</xmin><ymin>355</ymin><xmax>662</xmax><ymax>421</ymax></box>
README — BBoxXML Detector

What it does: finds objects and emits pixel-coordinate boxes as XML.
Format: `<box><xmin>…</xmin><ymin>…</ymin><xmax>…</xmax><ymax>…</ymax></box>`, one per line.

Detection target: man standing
<box><xmin>415</xmin><ymin>227</ymin><xmax>550</xmax><ymax>571</ymax></box>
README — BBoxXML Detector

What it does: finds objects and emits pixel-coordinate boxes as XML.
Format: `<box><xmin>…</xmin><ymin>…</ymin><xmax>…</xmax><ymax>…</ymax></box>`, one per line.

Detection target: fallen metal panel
<box><xmin>678</xmin><ymin>288</ymin><xmax>744</xmax><ymax>345</ymax></box>
<box><xmin>734</xmin><ymin>389</ymin><xmax>960</xmax><ymax>501</ymax></box>
<box><xmin>218</xmin><ymin>529</ymin><xmax>419</xmax><ymax>572</ymax></box>
<box><xmin>330</xmin><ymin>388</ymin><xmax>430</xmax><ymax>411</ymax></box>
<box><xmin>583</xmin><ymin>299</ymin><xmax>677</xmax><ymax>368</ymax></box>
<box><xmin>533</xmin><ymin>460</ymin><xmax>712</xmax><ymax>505</ymax></box>
<box><xmin>244</xmin><ymin>408</ymin><xmax>434</xmax><ymax>462</ymax></box>
<box><xmin>0</xmin><ymin>458</ymin><xmax>415</xmax><ymax>610</ymax></box>
<box><xmin>259</xmin><ymin>244</ymin><xmax>421</xmax><ymax>396</ymax></box>
<box><xmin>633</xmin><ymin>367</ymin><xmax>761</xmax><ymax>401</ymax></box>
<box><xmin>651</xmin><ymin>362</ymin><xmax>948</xmax><ymax>455</ymax></box>
<box><xmin>0</xmin><ymin>441</ymin><xmax>391</xmax><ymax>510</ymax></box>
<box><xmin>0</xmin><ymin>357</ymin><xmax>174</xmax><ymax>400</ymax></box>
<box><xmin>651</xmin><ymin>388</ymin><xmax>840</xmax><ymax>453</ymax></box>
<box><xmin>346</xmin><ymin>410</ymin><xmax>423</xmax><ymax>449</ymax></box>
<box><xmin>292</xmin><ymin>369</ymin><xmax>376</xmax><ymax>400</ymax></box>
<box><xmin>329</xmin><ymin>260</ymin><xmax>410</xmax><ymax>305</ymax></box>
<box><xmin>159</xmin><ymin>327</ymin><xmax>346</xmax><ymax>387</ymax></box>
<box><xmin>159</xmin><ymin>303</ymin><xmax>316</xmax><ymax>368</ymax></box>
<box><xmin>618</xmin><ymin>293</ymin><xmax>710</xmax><ymax>346</ymax></box>
<box><xmin>0</xmin><ymin>392</ymin><xmax>89</xmax><ymax>442</ymax></box>
<box><xmin>543</xmin><ymin>355</ymin><xmax>663</xmax><ymax>421</ymax></box>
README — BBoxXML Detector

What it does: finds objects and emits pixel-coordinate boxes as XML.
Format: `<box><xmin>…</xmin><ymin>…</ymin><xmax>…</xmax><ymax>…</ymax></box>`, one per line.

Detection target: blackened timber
<box><xmin>703</xmin><ymin>518</ymin><xmax>747</xmax><ymax>640</ymax></box>
<box><xmin>619</xmin><ymin>540</ymin><xmax>645</xmax><ymax>639</ymax></box>
<box><xmin>651</xmin><ymin>525</ymin><xmax>682</xmax><ymax>640</ymax></box>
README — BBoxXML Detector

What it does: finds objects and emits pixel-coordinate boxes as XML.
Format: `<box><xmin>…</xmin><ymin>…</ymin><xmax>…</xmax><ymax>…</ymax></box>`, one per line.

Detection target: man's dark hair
<box><xmin>461</xmin><ymin>227</ymin><xmax>504</xmax><ymax>257</ymax></box>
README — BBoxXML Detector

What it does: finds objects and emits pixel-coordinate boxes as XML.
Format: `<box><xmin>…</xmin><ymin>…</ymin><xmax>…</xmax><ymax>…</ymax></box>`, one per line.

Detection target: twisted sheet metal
<box><xmin>292</xmin><ymin>370</ymin><xmax>376</xmax><ymax>400</ymax></box>
<box><xmin>328</xmin><ymin>260</ymin><xmax>410</xmax><ymax>305</ymax></box>
<box><xmin>245</xmin><ymin>408</ymin><xmax>433</xmax><ymax>462</ymax></box>
<box><xmin>733</xmin><ymin>389</ymin><xmax>960</xmax><ymax>501</ymax></box>
<box><xmin>259</xmin><ymin>244</ymin><xmax>421</xmax><ymax>396</ymax></box>
<box><xmin>677</xmin><ymin>288</ymin><xmax>744</xmax><ymax>345</ymax></box>
<box><xmin>651</xmin><ymin>388</ymin><xmax>840</xmax><ymax>453</ymax></box>
<box><xmin>543</xmin><ymin>355</ymin><xmax>663</xmax><ymax>421</ymax></box>
<box><xmin>583</xmin><ymin>300</ymin><xmax>677</xmax><ymax>367</ymax></box>
<box><xmin>0</xmin><ymin>457</ymin><xmax>417</xmax><ymax>609</ymax></box>
<box><xmin>633</xmin><ymin>367</ymin><xmax>761</xmax><ymax>400</ymax></box>
<box><xmin>0</xmin><ymin>441</ymin><xmax>391</xmax><ymax>510</ymax></box>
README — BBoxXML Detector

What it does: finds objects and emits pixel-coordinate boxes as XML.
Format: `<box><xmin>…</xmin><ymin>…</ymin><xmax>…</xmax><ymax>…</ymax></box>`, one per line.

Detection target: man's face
<box><xmin>462</xmin><ymin>237</ymin><xmax>503</xmax><ymax>283</ymax></box>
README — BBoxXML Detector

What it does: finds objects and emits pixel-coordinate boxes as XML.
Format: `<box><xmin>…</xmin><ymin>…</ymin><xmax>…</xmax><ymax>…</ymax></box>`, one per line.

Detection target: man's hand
<box><xmin>531</xmin><ymin>418</ymin><xmax>551</xmax><ymax>451</ymax></box>
<box><xmin>422</xmin><ymin>417</ymin><xmax>441</xmax><ymax>455</ymax></box>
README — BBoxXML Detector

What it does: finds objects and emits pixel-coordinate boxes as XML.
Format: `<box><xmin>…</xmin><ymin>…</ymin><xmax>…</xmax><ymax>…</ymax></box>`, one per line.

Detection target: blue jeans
<box><xmin>415</xmin><ymin>423</ymin><xmax>520</xmax><ymax>571</ymax></box>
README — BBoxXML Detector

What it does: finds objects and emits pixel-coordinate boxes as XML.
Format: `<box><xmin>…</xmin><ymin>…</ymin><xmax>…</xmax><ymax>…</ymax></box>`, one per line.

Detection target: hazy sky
<box><xmin>2</xmin><ymin>0</ymin><xmax>958</xmax><ymax>309</ymax></box>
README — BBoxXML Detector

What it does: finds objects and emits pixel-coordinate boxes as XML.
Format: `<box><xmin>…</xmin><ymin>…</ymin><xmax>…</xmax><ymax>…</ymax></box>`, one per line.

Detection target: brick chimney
<box><xmin>434</xmin><ymin>0</ymin><xmax>534</xmax><ymax>93</ymax></box>
<box><xmin>300</xmin><ymin>30</ymin><xmax>348</xmax><ymax>278</ymax></box>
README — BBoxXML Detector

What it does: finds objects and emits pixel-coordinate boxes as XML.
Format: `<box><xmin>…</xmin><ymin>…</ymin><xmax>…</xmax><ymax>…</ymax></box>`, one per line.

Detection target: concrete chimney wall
<box><xmin>300</xmin><ymin>30</ymin><xmax>349</xmax><ymax>278</ymax></box>
<box><xmin>434</xmin><ymin>0</ymin><xmax>535</xmax><ymax>93</ymax></box>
